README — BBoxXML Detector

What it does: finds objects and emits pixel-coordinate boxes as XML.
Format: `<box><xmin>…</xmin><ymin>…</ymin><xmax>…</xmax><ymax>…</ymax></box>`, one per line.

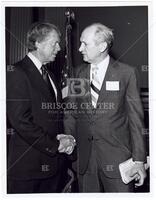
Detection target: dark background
<box><xmin>5</xmin><ymin>6</ymin><xmax>148</xmax><ymax>87</ymax></box>
<box><xmin>5</xmin><ymin>6</ymin><xmax>149</xmax><ymax>192</ymax></box>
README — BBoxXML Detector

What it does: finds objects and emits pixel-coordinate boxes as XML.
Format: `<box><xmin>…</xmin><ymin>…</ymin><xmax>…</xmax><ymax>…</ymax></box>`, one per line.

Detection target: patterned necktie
<box><xmin>91</xmin><ymin>66</ymin><xmax>100</xmax><ymax>108</ymax></box>
<box><xmin>41</xmin><ymin>65</ymin><xmax>56</xmax><ymax>101</ymax></box>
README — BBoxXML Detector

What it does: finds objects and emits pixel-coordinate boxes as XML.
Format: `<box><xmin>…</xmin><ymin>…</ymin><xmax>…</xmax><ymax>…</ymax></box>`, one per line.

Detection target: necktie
<box><xmin>41</xmin><ymin>65</ymin><xmax>56</xmax><ymax>101</ymax></box>
<box><xmin>91</xmin><ymin>67</ymin><xmax>100</xmax><ymax>108</ymax></box>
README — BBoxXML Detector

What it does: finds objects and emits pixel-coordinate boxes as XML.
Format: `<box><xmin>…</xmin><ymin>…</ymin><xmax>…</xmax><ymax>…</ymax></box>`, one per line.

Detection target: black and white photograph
<box><xmin>0</xmin><ymin>0</ymin><xmax>155</xmax><ymax>199</ymax></box>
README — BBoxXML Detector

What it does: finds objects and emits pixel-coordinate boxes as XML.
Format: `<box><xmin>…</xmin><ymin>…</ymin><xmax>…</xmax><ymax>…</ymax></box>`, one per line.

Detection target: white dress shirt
<box><xmin>27</xmin><ymin>52</ymin><xmax>57</xmax><ymax>100</ymax></box>
<box><xmin>90</xmin><ymin>55</ymin><xmax>110</xmax><ymax>91</ymax></box>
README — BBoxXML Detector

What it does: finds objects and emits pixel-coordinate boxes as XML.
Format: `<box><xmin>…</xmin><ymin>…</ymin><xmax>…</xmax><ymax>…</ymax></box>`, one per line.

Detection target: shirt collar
<box><xmin>27</xmin><ymin>52</ymin><xmax>42</xmax><ymax>71</ymax></box>
<box><xmin>91</xmin><ymin>55</ymin><xmax>110</xmax><ymax>71</ymax></box>
<box><xmin>90</xmin><ymin>55</ymin><xmax>110</xmax><ymax>86</ymax></box>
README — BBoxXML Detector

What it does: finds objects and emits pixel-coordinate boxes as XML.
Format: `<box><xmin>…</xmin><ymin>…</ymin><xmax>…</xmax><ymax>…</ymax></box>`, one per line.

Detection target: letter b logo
<box><xmin>67</xmin><ymin>78</ymin><xmax>88</xmax><ymax>97</ymax></box>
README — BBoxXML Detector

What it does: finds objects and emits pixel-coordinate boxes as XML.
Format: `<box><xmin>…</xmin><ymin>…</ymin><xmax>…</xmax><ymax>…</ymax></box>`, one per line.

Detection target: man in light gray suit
<box><xmin>64</xmin><ymin>23</ymin><xmax>147</xmax><ymax>192</ymax></box>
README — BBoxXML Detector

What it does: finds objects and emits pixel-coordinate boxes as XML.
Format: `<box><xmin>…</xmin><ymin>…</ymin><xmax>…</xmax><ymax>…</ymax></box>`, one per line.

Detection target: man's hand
<box><xmin>56</xmin><ymin>134</ymin><xmax>76</xmax><ymax>155</ymax></box>
<box><xmin>129</xmin><ymin>162</ymin><xmax>147</xmax><ymax>187</ymax></box>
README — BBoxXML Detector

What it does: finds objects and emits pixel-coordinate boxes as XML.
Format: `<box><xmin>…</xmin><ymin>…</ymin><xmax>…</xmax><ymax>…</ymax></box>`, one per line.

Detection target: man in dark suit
<box><xmin>7</xmin><ymin>22</ymin><xmax>76</xmax><ymax>193</ymax></box>
<box><xmin>64</xmin><ymin>23</ymin><xmax>147</xmax><ymax>192</ymax></box>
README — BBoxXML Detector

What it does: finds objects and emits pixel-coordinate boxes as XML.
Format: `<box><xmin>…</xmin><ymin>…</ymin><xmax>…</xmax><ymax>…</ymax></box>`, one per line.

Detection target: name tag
<box><xmin>106</xmin><ymin>81</ymin><xmax>119</xmax><ymax>91</ymax></box>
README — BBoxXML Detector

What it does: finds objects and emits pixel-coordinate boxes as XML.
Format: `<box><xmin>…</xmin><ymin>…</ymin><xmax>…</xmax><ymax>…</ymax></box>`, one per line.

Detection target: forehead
<box><xmin>44</xmin><ymin>30</ymin><xmax>60</xmax><ymax>42</ymax></box>
<box><xmin>80</xmin><ymin>27</ymin><xmax>96</xmax><ymax>42</ymax></box>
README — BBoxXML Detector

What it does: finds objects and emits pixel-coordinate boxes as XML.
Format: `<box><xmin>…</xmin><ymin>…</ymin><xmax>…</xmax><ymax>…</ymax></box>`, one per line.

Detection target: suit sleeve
<box><xmin>7</xmin><ymin>67</ymin><xmax>59</xmax><ymax>157</ymax></box>
<box><xmin>63</xmin><ymin>67</ymin><xmax>80</xmax><ymax>139</ymax></box>
<box><xmin>125</xmin><ymin>68</ymin><xmax>146</xmax><ymax>162</ymax></box>
<box><xmin>63</xmin><ymin>69</ymin><xmax>79</xmax><ymax>161</ymax></box>
<box><xmin>64</xmin><ymin>108</ymin><xmax>77</xmax><ymax>138</ymax></box>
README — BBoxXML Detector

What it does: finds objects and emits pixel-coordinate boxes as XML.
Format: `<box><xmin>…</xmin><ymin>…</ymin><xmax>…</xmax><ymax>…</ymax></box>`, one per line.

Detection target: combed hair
<box><xmin>89</xmin><ymin>23</ymin><xmax>114</xmax><ymax>51</ymax></box>
<box><xmin>27</xmin><ymin>22</ymin><xmax>61</xmax><ymax>51</ymax></box>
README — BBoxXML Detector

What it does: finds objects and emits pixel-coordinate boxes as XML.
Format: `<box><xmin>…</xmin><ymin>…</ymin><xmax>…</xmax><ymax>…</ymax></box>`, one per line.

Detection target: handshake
<box><xmin>56</xmin><ymin>134</ymin><xmax>76</xmax><ymax>155</ymax></box>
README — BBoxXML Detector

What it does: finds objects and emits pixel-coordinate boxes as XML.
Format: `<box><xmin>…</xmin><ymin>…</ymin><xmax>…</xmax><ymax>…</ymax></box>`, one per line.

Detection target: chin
<box><xmin>83</xmin><ymin>56</ymin><xmax>88</xmax><ymax>62</ymax></box>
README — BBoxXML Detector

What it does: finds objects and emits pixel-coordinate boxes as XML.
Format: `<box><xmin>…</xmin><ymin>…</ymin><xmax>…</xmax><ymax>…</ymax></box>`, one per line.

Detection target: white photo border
<box><xmin>1</xmin><ymin>1</ymin><xmax>156</xmax><ymax>200</ymax></box>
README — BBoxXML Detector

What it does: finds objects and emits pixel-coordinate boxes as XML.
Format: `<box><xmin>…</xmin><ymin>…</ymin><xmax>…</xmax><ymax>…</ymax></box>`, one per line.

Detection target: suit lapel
<box><xmin>85</xmin><ymin>64</ymin><xmax>92</xmax><ymax>104</ymax></box>
<box><xmin>82</xmin><ymin>63</ymin><xmax>92</xmax><ymax>107</ymax></box>
<box><xmin>22</xmin><ymin>56</ymin><xmax>56</xmax><ymax>100</ymax></box>
<box><xmin>82</xmin><ymin>64</ymin><xmax>96</xmax><ymax>117</ymax></box>
<box><xmin>47</xmin><ymin>68</ymin><xmax>62</xmax><ymax>102</ymax></box>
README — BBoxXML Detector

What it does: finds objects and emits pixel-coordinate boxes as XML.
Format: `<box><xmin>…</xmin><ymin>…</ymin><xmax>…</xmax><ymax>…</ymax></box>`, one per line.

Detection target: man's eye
<box><xmin>53</xmin><ymin>42</ymin><xmax>59</xmax><ymax>47</ymax></box>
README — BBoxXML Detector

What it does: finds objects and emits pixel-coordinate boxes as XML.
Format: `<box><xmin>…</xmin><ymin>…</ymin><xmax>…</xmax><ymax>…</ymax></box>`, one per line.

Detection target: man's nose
<box><xmin>56</xmin><ymin>43</ymin><xmax>61</xmax><ymax>51</ymax></box>
<box><xmin>79</xmin><ymin>43</ymin><xmax>83</xmax><ymax>52</ymax></box>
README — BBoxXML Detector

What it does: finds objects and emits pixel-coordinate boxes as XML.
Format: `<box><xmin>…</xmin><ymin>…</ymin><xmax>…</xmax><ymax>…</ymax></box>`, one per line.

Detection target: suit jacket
<box><xmin>7</xmin><ymin>55</ymin><xmax>67</xmax><ymax>180</ymax></box>
<box><xmin>64</xmin><ymin>57</ymin><xmax>146</xmax><ymax>178</ymax></box>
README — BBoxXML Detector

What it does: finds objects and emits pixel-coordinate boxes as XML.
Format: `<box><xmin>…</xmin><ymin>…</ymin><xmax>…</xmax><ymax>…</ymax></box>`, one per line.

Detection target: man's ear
<box><xmin>99</xmin><ymin>42</ymin><xmax>107</xmax><ymax>53</ymax></box>
<box><xmin>35</xmin><ymin>41</ymin><xmax>40</xmax><ymax>50</ymax></box>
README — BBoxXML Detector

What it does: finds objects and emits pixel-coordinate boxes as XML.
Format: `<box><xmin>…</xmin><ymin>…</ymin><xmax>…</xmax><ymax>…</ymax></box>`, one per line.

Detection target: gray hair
<box><xmin>27</xmin><ymin>22</ymin><xmax>61</xmax><ymax>51</ymax></box>
<box><xmin>88</xmin><ymin>23</ymin><xmax>114</xmax><ymax>51</ymax></box>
